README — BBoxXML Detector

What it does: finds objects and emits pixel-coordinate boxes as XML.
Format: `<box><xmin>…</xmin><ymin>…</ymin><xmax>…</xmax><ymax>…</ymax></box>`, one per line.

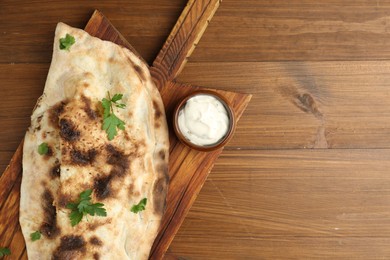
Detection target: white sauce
<box><xmin>178</xmin><ymin>94</ymin><xmax>229</xmax><ymax>146</ymax></box>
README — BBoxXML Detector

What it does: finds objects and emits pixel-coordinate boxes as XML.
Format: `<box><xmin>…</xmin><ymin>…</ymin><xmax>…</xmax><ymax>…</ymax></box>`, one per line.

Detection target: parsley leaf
<box><xmin>38</xmin><ymin>142</ymin><xmax>49</xmax><ymax>155</ymax></box>
<box><xmin>66</xmin><ymin>189</ymin><xmax>107</xmax><ymax>227</ymax></box>
<box><xmin>111</xmin><ymin>93</ymin><xmax>123</xmax><ymax>102</ymax></box>
<box><xmin>101</xmin><ymin>98</ymin><xmax>112</xmax><ymax>118</ymax></box>
<box><xmin>79</xmin><ymin>189</ymin><xmax>92</xmax><ymax>200</ymax></box>
<box><xmin>69</xmin><ymin>211</ymin><xmax>83</xmax><ymax>227</ymax></box>
<box><xmin>59</xmin><ymin>34</ymin><xmax>75</xmax><ymax>50</ymax></box>
<box><xmin>131</xmin><ymin>198</ymin><xmax>147</xmax><ymax>213</ymax></box>
<box><xmin>103</xmin><ymin>113</ymin><xmax>126</xmax><ymax>140</ymax></box>
<box><xmin>94</xmin><ymin>204</ymin><xmax>108</xmax><ymax>216</ymax></box>
<box><xmin>30</xmin><ymin>231</ymin><xmax>41</xmax><ymax>241</ymax></box>
<box><xmin>101</xmin><ymin>91</ymin><xmax>126</xmax><ymax>140</ymax></box>
<box><xmin>0</xmin><ymin>247</ymin><xmax>10</xmax><ymax>257</ymax></box>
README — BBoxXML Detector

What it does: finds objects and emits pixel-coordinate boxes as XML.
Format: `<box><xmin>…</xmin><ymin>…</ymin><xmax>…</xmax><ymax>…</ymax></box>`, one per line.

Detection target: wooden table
<box><xmin>2</xmin><ymin>0</ymin><xmax>390</xmax><ymax>259</ymax></box>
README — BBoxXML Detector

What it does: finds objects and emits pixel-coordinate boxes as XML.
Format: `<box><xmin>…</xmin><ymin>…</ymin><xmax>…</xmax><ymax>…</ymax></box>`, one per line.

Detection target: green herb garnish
<box><xmin>38</xmin><ymin>142</ymin><xmax>49</xmax><ymax>155</ymax></box>
<box><xmin>131</xmin><ymin>198</ymin><xmax>147</xmax><ymax>213</ymax></box>
<box><xmin>0</xmin><ymin>247</ymin><xmax>10</xmax><ymax>257</ymax></box>
<box><xmin>66</xmin><ymin>189</ymin><xmax>107</xmax><ymax>227</ymax></box>
<box><xmin>59</xmin><ymin>34</ymin><xmax>75</xmax><ymax>50</ymax></box>
<box><xmin>101</xmin><ymin>92</ymin><xmax>126</xmax><ymax>140</ymax></box>
<box><xmin>30</xmin><ymin>231</ymin><xmax>41</xmax><ymax>241</ymax></box>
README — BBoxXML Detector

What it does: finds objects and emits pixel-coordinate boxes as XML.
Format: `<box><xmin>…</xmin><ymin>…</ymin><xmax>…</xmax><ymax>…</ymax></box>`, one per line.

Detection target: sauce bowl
<box><xmin>173</xmin><ymin>90</ymin><xmax>236</xmax><ymax>151</ymax></box>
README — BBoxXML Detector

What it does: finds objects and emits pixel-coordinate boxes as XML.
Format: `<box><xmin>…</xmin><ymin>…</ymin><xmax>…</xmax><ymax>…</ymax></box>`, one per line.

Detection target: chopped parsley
<box><xmin>0</xmin><ymin>247</ymin><xmax>10</xmax><ymax>257</ymax></box>
<box><xmin>38</xmin><ymin>142</ymin><xmax>49</xmax><ymax>155</ymax></box>
<box><xmin>59</xmin><ymin>34</ymin><xmax>75</xmax><ymax>50</ymax></box>
<box><xmin>101</xmin><ymin>91</ymin><xmax>126</xmax><ymax>140</ymax></box>
<box><xmin>66</xmin><ymin>189</ymin><xmax>107</xmax><ymax>227</ymax></box>
<box><xmin>30</xmin><ymin>231</ymin><xmax>41</xmax><ymax>241</ymax></box>
<box><xmin>131</xmin><ymin>198</ymin><xmax>147</xmax><ymax>213</ymax></box>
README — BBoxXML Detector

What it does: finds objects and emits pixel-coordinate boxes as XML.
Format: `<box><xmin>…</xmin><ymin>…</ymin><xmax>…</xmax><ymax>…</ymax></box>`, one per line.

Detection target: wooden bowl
<box><xmin>173</xmin><ymin>90</ymin><xmax>236</xmax><ymax>151</ymax></box>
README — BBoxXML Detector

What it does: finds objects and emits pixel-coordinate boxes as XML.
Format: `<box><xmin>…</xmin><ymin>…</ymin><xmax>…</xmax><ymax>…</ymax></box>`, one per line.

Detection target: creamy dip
<box><xmin>178</xmin><ymin>94</ymin><xmax>229</xmax><ymax>146</ymax></box>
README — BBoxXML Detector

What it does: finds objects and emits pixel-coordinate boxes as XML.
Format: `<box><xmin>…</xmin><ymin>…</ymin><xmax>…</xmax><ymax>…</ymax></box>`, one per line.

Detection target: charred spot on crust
<box><xmin>92</xmin><ymin>145</ymin><xmax>132</xmax><ymax>200</ymax></box>
<box><xmin>153</xmin><ymin>165</ymin><xmax>169</xmax><ymax>215</ymax></box>
<box><xmin>35</xmin><ymin>115</ymin><xmax>43</xmax><ymax>131</ymax></box>
<box><xmin>49</xmin><ymin>101</ymin><xmax>67</xmax><ymax>128</ymax></box>
<box><xmin>87</xmin><ymin>218</ymin><xmax>112</xmax><ymax>231</ymax></box>
<box><xmin>106</xmin><ymin>144</ymin><xmax>127</xmax><ymax>166</ymax></box>
<box><xmin>127</xmin><ymin>57</ymin><xmax>145</xmax><ymax>82</ymax></box>
<box><xmin>93</xmin><ymin>168</ymin><xmax>129</xmax><ymax>200</ymax></box>
<box><xmin>40</xmin><ymin>190</ymin><xmax>60</xmax><ymax>239</ymax></box>
<box><xmin>43</xmin><ymin>145</ymin><xmax>54</xmax><ymax>158</ymax></box>
<box><xmin>51</xmin><ymin>162</ymin><xmax>61</xmax><ymax>178</ymax></box>
<box><xmin>59</xmin><ymin>235</ymin><xmax>85</xmax><ymax>251</ymax></box>
<box><xmin>152</xmin><ymin>100</ymin><xmax>163</xmax><ymax>129</ymax></box>
<box><xmin>89</xmin><ymin>236</ymin><xmax>103</xmax><ymax>246</ymax></box>
<box><xmin>93</xmin><ymin>253</ymin><xmax>100</xmax><ymax>260</ymax></box>
<box><xmin>81</xmin><ymin>95</ymin><xmax>98</xmax><ymax>120</ymax></box>
<box><xmin>70</xmin><ymin>149</ymin><xmax>97</xmax><ymax>165</ymax></box>
<box><xmin>53</xmin><ymin>235</ymin><xmax>86</xmax><ymax>259</ymax></box>
<box><xmin>57</xmin><ymin>193</ymin><xmax>71</xmax><ymax>208</ymax></box>
<box><xmin>153</xmin><ymin>100</ymin><xmax>162</xmax><ymax>120</ymax></box>
<box><xmin>158</xmin><ymin>149</ymin><xmax>166</xmax><ymax>161</ymax></box>
<box><xmin>94</xmin><ymin>174</ymin><xmax>113</xmax><ymax>200</ymax></box>
<box><xmin>134</xmin><ymin>65</ymin><xmax>146</xmax><ymax>81</ymax></box>
<box><xmin>109</xmin><ymin>166</ymin><xmax>127</xmax><ymax>179</ymax></box>
<box><xmin>106</xmin><ymin>144</ymin><xmax>129</xmax><ymax>174</ymax></box>
<box><xmin>61</xmin><ymin>147</ymin><xmax>67</xmax><ymax>156</ymax></box>
<box><xmin>59</xmin><ymin>118</ymin><xmax>80</xmax><ymax>142</ymax></box>
<box><xmin>87</xmin><ymin>222</ymin><xmax>99</xmax><ymax>231</ymax></box>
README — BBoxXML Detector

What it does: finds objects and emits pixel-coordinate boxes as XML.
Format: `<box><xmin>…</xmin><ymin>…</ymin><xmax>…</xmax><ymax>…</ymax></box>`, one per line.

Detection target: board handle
<box><xmin>151</xmin><ymin>0</ymin><xmax>221</xmax><ymax>90</ymax></box>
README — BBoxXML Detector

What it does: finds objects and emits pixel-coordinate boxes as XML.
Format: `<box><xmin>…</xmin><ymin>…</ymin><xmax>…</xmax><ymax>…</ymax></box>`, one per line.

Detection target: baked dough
<box><xmin>20</xmin><ymin>22</ymin><xmax>169</xmax><ymax>259</ymax></box>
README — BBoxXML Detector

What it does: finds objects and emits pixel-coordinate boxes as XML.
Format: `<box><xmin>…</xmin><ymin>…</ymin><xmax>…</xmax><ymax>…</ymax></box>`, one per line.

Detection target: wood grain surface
<box><xmin>0</xmin><ymin>1</ymin><xmax>251</xmax><ymax>259</ymax></box>
<box><xmin>2</xmin><ymin>0</ymin><xmax>390</xmax><ymax>259</ymax></box>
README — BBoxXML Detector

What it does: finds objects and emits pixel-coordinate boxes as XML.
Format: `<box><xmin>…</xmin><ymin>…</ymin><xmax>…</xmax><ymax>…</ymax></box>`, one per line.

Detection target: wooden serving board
<box><xmin>0</xmin><ymin>0</ymin><xmax>251</xmax><ymax>259</ymax></box>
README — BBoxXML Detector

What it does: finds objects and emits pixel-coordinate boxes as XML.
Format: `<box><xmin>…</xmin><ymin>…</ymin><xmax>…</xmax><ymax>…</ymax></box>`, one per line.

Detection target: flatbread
<box><xmin>20</xmin><ymin>22</ymin><xmax>169</xmax><ymax>259</ymax></box>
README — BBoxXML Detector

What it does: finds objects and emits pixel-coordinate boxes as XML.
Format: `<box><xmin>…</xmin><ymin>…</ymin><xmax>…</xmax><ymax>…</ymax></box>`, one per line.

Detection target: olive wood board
<box><xmin>0</xmin><ymin>1</ymin><xmax>252</xmax><ymax>259</ymax></box>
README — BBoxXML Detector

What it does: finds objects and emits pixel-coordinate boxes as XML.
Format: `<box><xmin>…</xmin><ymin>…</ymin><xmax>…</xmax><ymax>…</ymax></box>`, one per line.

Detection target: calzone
<box><xmin>20</xmin><ymin>22</ymin><xmax>169</xmax><ymax>259</ymax></box>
